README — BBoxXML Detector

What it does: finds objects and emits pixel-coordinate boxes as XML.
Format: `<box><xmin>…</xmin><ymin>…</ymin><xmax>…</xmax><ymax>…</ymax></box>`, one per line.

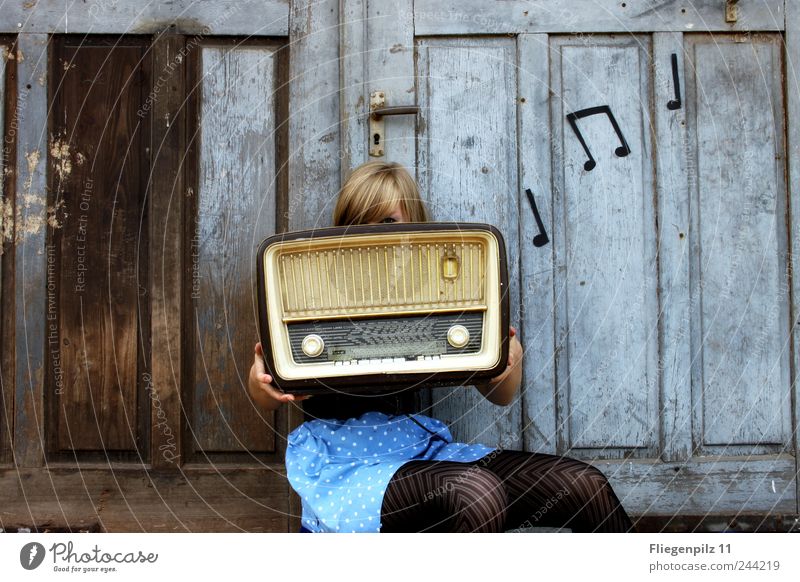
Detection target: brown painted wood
<box><xmin>148</xmin><ymin>32</ymin><xmax>186</xmax><ymax>470</ymax></box>
<box><xmin>0</xmin><ymin>466</ymin><xmax>289</xmax><ymax>532</ymax></box>
<box><xmin>48</xmin><ymin>36</ymin><xmax>151</xmax><ymax>455</ymax></box>
<box><xmin>0</xmin><ymin>35</ymin><xmax>17</xmax><ymax>465</ymax></box>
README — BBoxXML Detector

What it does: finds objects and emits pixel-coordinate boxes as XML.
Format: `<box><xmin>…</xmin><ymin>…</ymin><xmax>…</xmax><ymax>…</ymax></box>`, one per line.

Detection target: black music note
<box><xmin>667</xmin><ymin>53</ymin><xmax>682</xmax><ymax>110</ymax></box>
<box><xmin>525</xmin><ymin>188</ymin><xmax>549</xmax><ymax>248</ymax></box>
<box><xmin>566</xmin><ymin>105</ymin><xmax>631</xmax><ymax>171</ymax></box>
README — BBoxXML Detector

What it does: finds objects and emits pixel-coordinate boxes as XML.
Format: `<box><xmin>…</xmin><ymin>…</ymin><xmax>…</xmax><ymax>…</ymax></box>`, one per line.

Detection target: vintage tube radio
<box><xmin>256</xmin><ymin>223</ymin><xmax>509</xmax><ymax>394</ymax></box>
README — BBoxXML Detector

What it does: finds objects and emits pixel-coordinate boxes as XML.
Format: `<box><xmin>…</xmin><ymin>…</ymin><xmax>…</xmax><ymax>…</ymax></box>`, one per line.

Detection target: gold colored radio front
<box><xmin>255</xmin><ymin>223</ymin><xmax>509</xmax><ymax>394</ymax></box>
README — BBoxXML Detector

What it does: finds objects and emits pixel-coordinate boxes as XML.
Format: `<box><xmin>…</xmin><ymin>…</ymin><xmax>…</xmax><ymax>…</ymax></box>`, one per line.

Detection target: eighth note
<box><xmin>566</xmin><ymin>105</ymin><xmax>631</xmax><ymax>171</ymax></box>
<box><xmin>525</xmin><ymin>188</ymin><xmax>549</xmax><ymax>248</ymax></box>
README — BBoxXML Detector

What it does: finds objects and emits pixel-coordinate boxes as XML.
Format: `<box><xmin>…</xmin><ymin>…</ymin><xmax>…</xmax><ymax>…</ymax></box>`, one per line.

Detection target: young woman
<box><xmin>248</xmin><ymin>161</ymin><xmax>634</xmax><ymax>533</ymax></box>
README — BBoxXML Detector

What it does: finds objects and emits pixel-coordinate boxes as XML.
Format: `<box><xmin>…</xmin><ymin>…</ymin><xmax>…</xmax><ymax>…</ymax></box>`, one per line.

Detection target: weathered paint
<box><xmin>13</xmin><ymin>33</ymin><xmax>48</xmax><ymax>468</ymax></box>
<box><xmin>550</xmin><ymin>35</ymin><xmax>659</xmax><ymax>455</ymax></box>
<box><xmin>787</xmin><ymin>0</ymin><xmax>800</xmax><ymax>515</ymax></box>
<box><xmin>0</xmin><ymin>1</ymin><xmax>289</xmax><ymax>35</ymax></box>
<box><xmin>193</xmin><ymin>43</ymin><xmax>279</xmax><ymax>453</ymax></box>
<box><xmin>416</xmin><ymin>37</ymin><xmax>522</xmax><ymax>448</ymax></box>
<box><xmin>518</xmin><ymin>33</ymin><xmax>557</xmax><ymax>454</ymax></box>
<box><xmin>685</xmin><ymin>34</ymin><xmax>790</xmax><ymax>451</ymax></box>
<box><xmin>652</xmin><ymin>32</ymin><xmax>692</xmax><ymax>463</ymax></box>
<box><xmin>414</xmin><ymin>0</ymin><xmax>785</xmax><ymax>35</ymax></box>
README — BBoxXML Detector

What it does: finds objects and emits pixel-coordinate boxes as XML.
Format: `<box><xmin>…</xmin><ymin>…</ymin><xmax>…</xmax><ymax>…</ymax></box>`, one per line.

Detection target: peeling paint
<box><xmin>16</xmin><ymin>49</ymin><xmax>25</xmax><ymax>63</ymax></box>
<box><xmin>47</xmin><ymin>199</ymin><xmax>66</xmax><ymax>229</ymax></box>
<box><xmin>23</xmin><ymin>150</ymin><xmax>40</xmax><ymax>192</ymax></box>
<box><xmin>50</xmin><ymin>137</ymin><xmax>73</xmax><ymax>180</ymax></box>
<box><xmin>15</xmin><ymin>197</ymin><xmax>46</xmax><ymax>242</ymax></box>
<box><xmin>22</xmin><ymin>0</ymin><xmax>38</xmax><ymax>9</ymax></box>
<box><xmin>320</xmin><ymin>132</ymin><xmax>335</xmax><ymax>143</ymax></box>
<box><xmin>0</xmin><ymin>197</ymin><xmax>14</xmax><ymax>247</ymax></box>
<box><xmin>75</xmin><ymin>152</ymin><xmax>86</xmax><ymax>166</ymax></box>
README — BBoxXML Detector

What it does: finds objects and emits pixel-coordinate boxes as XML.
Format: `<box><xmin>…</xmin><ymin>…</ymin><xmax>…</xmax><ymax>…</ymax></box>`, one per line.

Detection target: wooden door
<box><xmin>0</xmin><ymin>2</ymin><xmax>300</xmax><ymax>532</ymax></box>
<box><xmin>339</xmin><ymin>0</ymin><xmax>798</xmax><ymax>528</ymax></box>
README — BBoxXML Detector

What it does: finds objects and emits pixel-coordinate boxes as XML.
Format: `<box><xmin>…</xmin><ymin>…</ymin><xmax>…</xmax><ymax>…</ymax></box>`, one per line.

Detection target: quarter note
<box><xmin>667</xmin><ymin>53</ymin><xmax>682</xmax><ymax>110</ymax></box>
<box><xmin>566</xmin><ymin>105</ymin><xmax>631</xmax><ymax>171</ymax></box>
<box><xmin>525</xmin><ymin>188</ymin><xmax>549</xmax><ymax>248</ymax></box>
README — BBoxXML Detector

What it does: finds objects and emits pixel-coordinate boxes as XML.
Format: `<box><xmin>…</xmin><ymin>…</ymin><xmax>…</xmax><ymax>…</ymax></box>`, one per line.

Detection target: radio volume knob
<box><xmin>301</xmin><ymin>334</ymin><xmax>325</xmax><ymax>357</ymax></box>
<box><xmin>447</xmin><ymin>325</ymin><xmax>470</xmax><ymax>349</ymax></box>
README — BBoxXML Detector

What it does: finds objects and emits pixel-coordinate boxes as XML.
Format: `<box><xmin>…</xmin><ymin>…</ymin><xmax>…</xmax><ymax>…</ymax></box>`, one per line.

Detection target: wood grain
<box><xmin>0</xmin><ymin>40</ymin><xmax>8</xmax><ymax>462</ymax></box>
<box><xmin>49</xmin><ymin>37</ymin><xmax>149</xmax><ymax>453</ymax></box>
<box><xmin>288</xmin><ymin>0</ymin><xmax>342</xmax><ymax>531</ymax></box>
<box><xmin>192</xmin><ymin>43</ymin><xmax>280</xmax><ymax>453</ymax></box>
<box><xmin>416</xmin><ymin>37</ymin><xmax>522</xmax><ymax>449</ymax></box>
<box><xmin>340</xmin><ymin>0</ymin><xmax>368</xmax><ymax>175</ymax></box>
<box><xmin>518</xmin><ymin>34</ymin><xmax>557</xmax><ymax>454</ymax></box>
<box><xmin>365</xmin><ymin>0</ymin><xmax>416</xmax><ymax>172</ymax></box>
<box><xmin>149</xmin><ymin>33</ymin><xmax>185</xmax><ymax>469</ymax></box>
<box><xmin>13</xmin><ymin>33</ymin><xmax>48</xmax><ymax>468</ymax></box>
<box><xmin>0</xmin><ymin>466</ymin><xmax>289</xmax><ymax>532</ymax></box>
<box><xmin>603</xmin><ymin>455</ymin><xmax>796</xmax><ymax>516</ymax></box>
<box><xmin>685</xmin><ymin>34</ymin><xmax>790</xmax><ymax>451</ymax></box>
<box><xmin>414</xmin><ymin>0</ymin><xmax>785</xmax><ymax>35</ymax></box>
<box><xmin>550</xmin><ymin>35</ymin><xmax>659</xmax><ymax>455</ymax></box>
<box><xmin>652</xmin><ymin>32</ymin><xmax>692</xmax><ymax>463</ymax></box>
<box><xmin>0</xmin><ymin>1</ymin><xmax>288</xmax><ymax>35</ymax></box>
<box><xmin>786</xmin><ymin>0</ymin><xmax>800</xmax><ymax>515</ymax></box>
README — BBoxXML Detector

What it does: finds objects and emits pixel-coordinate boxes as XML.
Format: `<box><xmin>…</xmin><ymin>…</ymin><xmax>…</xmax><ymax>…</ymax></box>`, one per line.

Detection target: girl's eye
<box><xmin>381</xmin><ymin>217</ymin><xmax>396</xmax><ymax>224</ymax></box>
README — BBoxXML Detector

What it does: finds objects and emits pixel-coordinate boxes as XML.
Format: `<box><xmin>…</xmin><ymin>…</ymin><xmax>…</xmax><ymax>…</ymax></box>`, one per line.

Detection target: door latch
<box><xmin>725</xmin><ymin>0</ymin><xmax>739</xmax><ymax>23</ymax></box>
<box><xmin>369</xmin><ymin>91</ymin><xmax>420</xmax><ymax>157</ymax></box>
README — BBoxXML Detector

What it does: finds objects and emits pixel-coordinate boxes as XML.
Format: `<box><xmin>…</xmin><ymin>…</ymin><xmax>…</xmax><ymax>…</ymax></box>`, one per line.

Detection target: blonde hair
<box><xmin>333</xmin><ymin>161</ymin><xmax>430</xmax><ymax>226</ymax></box>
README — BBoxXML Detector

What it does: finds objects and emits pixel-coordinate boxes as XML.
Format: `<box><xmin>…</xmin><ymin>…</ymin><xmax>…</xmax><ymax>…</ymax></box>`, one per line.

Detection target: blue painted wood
<box><xmin>550</xmin><ymin>35</ymin><xmax>659</xmax><ymax>456</ymax></box>
<box><xmin>193</xmin><ymin>44</ymin><xmax>281</xmax><ymax>453</ymax></box>
<box><xmin>13</xmin><ymin>34</ymin><xmax>48</xmax><ymax>468</ymax></box>
<box><xmin>416</xmin><ymin>37</ymin><xmax>522</xmax><ymax>450</ymax></box>
<box><xmin>685</xmin><ymin>34</ymin><xmax>791</xmax><ymax>454</ymax></box>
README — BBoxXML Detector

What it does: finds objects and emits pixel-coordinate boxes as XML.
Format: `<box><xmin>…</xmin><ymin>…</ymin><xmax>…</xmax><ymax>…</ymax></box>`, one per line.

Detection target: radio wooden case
<box><xmin>256</xmin><ymin>223</ymin><xmax>510</xmax><ymax>394</ymax></box>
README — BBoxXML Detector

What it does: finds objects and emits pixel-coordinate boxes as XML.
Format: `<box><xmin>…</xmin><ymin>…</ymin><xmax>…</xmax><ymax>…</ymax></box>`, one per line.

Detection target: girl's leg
<box><xmin>380</xmin><ymin>460</ymin><xmax>508</xmax><ymax>532</ymax></box>
<box><xmin>479</xmin><ymin>450</ymin><xmax>635</xmax><ymax>532</ymax></box>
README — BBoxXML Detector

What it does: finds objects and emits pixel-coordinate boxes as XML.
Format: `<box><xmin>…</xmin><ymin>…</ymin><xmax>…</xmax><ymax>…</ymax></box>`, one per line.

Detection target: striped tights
<box><xmin>380</xmin><ymin>450</ymin><xmax>634</xmax><ymax>533</ymax></box>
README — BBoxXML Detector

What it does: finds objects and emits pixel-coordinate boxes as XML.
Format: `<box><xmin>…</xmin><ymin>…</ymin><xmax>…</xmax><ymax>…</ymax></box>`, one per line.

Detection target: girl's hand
<box><xmin>248</xmin><ymin>342</ymin><xmax>312</xmax><ymax>410</ymax></box>
<box><xmin>474</xmin><ymin>326</ymin><xmax>523</xmax><ymax>406</ymax></box>
<box><xmin>487</xmin><ymin>326</ymin><xmax>522</xmax><ymax>385</ymax></box>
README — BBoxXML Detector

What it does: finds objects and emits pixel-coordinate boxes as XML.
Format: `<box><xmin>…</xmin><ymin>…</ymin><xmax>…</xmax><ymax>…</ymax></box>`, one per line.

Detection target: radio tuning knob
<box><xmin>447</xmin><ymin>325</ymin><xmax>470</xmax><ymax>349</ymax></box>
<box><xmin>301</xmin><ymin>334</ymin><xmax>325</xmax><ymax>357</ymax></box>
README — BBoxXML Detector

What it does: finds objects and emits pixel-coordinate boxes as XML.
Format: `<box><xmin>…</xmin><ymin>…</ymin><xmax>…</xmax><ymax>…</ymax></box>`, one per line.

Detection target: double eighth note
<box><xmin>566</xmin><ymin>105</ymin><xmax>631</xmax><ymax>171</ymax></box>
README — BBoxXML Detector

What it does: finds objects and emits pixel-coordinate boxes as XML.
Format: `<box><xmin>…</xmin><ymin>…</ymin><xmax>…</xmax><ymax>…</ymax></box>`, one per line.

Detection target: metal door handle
<box><xmin>370</xmin><ymin>105</ymin><xmax>420</xmax><ymax>120</ymax></box>
<box><xmin>369</xmin><ymin>91</ymin><xmax>419</xmax><ymax>157</ymax></box>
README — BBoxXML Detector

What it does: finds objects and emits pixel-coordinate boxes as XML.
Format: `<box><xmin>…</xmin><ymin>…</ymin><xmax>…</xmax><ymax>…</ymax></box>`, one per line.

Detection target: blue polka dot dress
<box><xmin>286</xmin><ymin>411</ymin><xmax>496</xmax><ymax>532</ymax></box>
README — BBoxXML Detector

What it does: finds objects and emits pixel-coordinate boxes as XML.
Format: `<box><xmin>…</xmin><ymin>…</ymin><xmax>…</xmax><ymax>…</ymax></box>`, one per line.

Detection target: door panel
<box><xmin>416</xmin><ymin>37</ymin><xmax>521</xmax><ymax>447</ymax></box>
<box><xmin>685</xmin><ymin>34</ymin><xmax>791</xmax><ymax>454</ymax></box>
<box><xmin>550</xmin><ymin>35</ymin><xmax>659</xmax><ymax>456</ymax></box>
<box><xmin>48</xmin><ymin>36</ymin><xmax>151</xmax><ymax>456</ymax></box>
<box><xmin>190</xmin><ymin>42</ymin><xmax>286</xmax><ymax>455</ymax></box>
<box><xmin>0</xmin><ymin>38</ymin><xmax>10</xmax><ymax>463</ymax></box>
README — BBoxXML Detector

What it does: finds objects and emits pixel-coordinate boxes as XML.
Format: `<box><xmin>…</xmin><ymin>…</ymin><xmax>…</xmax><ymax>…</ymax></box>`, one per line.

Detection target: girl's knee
<box><xmin>441</xmin><ymin>467</ymin><xmax>508</xmax><ymax>531</ymax></box>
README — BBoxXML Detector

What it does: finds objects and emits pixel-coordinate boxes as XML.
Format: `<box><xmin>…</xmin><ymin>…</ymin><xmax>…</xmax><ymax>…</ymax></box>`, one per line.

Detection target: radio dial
<box><xmin>447</xmin><ymin>325</ymin><xmax>470</xmax><ymax>349</ymax></box>
<box><xmin>301</xmin><ymin>334</ymin><xmax>325</xmax><ymax>357</ymax></box>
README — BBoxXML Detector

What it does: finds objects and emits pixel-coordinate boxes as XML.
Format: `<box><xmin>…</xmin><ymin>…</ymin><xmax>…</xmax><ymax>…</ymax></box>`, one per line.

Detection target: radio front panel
<box><xmin>256</xmin><ymin>223</ymin><xmax>509</xmax><ymax>393</ymax></box>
